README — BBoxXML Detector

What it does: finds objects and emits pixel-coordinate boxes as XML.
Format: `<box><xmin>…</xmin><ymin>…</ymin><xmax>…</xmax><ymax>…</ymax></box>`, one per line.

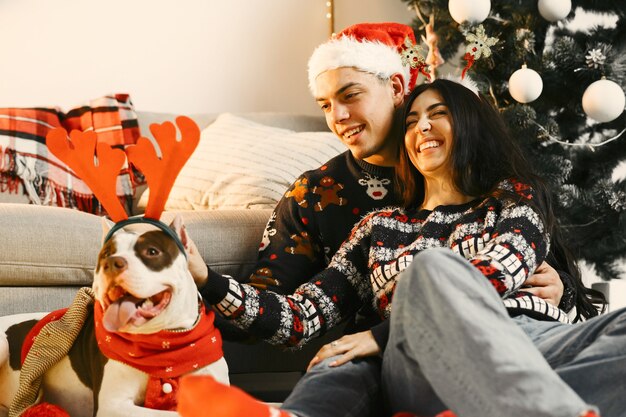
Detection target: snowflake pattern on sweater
<box><xmin>205</xmin><ymin>179</ymin><xmax>570</xmax><ymax>348</ymax></box>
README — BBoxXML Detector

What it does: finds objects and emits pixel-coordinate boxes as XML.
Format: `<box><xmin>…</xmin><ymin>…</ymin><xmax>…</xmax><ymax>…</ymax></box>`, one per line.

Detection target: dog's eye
<box><xmin>145</xmin><ymin>247</ymin><xmax>161</xmax><ymax>257</ymax></box>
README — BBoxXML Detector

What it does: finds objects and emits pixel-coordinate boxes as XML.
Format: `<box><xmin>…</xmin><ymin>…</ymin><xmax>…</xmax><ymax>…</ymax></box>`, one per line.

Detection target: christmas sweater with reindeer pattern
<box><xmin>202</xmin><ymin>179</ymin><xmax>570</xmax><ymax>349</ymax></box>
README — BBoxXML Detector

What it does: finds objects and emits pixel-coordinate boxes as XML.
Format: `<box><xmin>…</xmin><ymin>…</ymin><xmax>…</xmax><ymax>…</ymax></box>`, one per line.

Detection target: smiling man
<box><xmin>245</xmin><ymin>23</ymin><xmax>418</xmax><ymax>297</ymax></box>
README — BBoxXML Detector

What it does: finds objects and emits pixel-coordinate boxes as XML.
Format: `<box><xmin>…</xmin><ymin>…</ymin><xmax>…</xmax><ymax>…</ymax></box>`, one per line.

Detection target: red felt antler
<box><xmin>46</xmin><ymin>128</ymin><xmax>129</xmax><ymax>222</ymax></box>
<box><xmin>127</xmin><ymin>116</ymin><xmax>200</xmax><ymax>220</ymax></box>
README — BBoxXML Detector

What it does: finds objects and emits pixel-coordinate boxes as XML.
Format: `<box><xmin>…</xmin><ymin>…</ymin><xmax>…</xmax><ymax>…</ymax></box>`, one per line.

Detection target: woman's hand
<box><xmin>523</xmin><ymin>261</ymin><xmax>563</xmax><ymax>306</ymax></box>
<box><xmin>307</xmin><ymin>330</ymin><xmax>381</xmax><ymax>371</ymax></box>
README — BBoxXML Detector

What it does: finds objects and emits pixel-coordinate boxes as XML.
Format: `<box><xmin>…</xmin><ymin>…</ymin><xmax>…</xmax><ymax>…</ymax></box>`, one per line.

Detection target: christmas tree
<box><xmin>402</xmin><ymin>0</ymin><xmax>626</xmax><ymax>280</ymax></box>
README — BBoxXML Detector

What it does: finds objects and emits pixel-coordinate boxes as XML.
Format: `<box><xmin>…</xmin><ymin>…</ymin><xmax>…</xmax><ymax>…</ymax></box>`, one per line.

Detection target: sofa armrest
<box><xmin>0</xmin><ymin>204</ymin><xmax>102</xmax><ymax>288</ymax></box>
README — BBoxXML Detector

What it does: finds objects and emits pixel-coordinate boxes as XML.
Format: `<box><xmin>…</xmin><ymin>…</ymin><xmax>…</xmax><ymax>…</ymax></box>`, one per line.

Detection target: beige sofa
<box><xmin>0</xmin><ymin>111</ymin><xmax>345</xmax><ymax>401</ymax></box>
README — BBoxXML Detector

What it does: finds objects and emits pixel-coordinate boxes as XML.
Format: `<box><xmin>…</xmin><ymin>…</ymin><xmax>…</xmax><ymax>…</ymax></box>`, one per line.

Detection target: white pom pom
<box><xmin>582</xmin><ymin>78</ymin><xmax>626</xmax><ymax>123</ymax></box>
<box><xmin>538</xmin><ymin>0</ymin><xmax>572</xmax><ymax>22</ymax></box>
<box><xmin>448</xmin><ymin>0</ymin><xmax>491</xmax><ymax>24</ymax></box>
<box><xmin>508</xmin><ymin>65</ymin><xmax>543</xmax><ymax>103</ymax></box>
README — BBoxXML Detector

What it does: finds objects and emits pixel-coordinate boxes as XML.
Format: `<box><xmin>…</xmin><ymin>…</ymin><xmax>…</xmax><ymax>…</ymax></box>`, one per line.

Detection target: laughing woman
<box><xmin>182</xmin><ymin>79</ymin><xmax>624</xmax><ymax>417</ymax></box>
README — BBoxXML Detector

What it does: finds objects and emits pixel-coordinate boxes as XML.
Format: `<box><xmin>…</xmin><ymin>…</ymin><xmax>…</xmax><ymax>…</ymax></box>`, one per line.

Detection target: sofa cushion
<box><xmin>137</xmin><ymin>113</ymin><xmax>344</xmax><ymax>210</ymax></box>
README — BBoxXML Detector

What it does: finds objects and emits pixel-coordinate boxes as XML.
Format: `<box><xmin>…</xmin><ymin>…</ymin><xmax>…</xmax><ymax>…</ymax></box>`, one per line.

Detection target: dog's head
<box><xmin>93</xmin><ymin>214</ymin><xmax>199</xmax><ymax>334</ymax></box>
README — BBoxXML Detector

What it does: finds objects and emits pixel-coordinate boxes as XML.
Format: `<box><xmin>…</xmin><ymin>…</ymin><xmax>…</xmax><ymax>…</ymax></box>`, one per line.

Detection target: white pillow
<box><xmin>138</xmin><ymin>113</ymin><xmax>344</xmax><ymax>210</ymax></box>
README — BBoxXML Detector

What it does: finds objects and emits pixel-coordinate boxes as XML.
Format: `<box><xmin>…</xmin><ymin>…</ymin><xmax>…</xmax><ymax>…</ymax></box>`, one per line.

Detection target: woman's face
<box><xmin>404</xmin><ymin>89</ymin><xmax>454</xmax><ymax>179</ymax></box>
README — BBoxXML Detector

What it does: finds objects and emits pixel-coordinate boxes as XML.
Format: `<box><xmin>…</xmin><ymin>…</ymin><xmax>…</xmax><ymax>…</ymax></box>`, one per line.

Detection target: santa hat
<box><xmin>307</xmin><ymin>22</ymin><xmax>425</xmax><ymax>96</ymax></box>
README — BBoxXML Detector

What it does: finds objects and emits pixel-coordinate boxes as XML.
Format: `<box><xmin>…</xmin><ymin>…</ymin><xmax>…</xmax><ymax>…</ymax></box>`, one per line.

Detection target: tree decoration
<box><xmin>585</xmin><ymin>47</ymin><xmax>607</xmax><ymax>69</ymax></box>
<box><xmin>402</xmin><ymin>0</ymin><xmax>626</xmax><ymax>280</ymax></box>
<box><xmin>537</xmin><ymin>0</ymin><xmax>572</xmax><ymax>22</ymax></box>
<box><xmin>400</xmin><ymin>36</ymin><xmax>430</xmax><ymax>80</ymax></box>
<box><xmin>410</xmin><ymin>6</ymin><xmax>445</xmax><ymax>78</ymax></box>
<box><xmin>515</xmin><ymin>28</ymin><xmax>536</xmax><ymax>57</ymax></box>
<box><xmin>448</xmin><ymin>0</ymin><xmax>490</xmax><ymax>25</ymax></box>
<box><xmin>423</xmin><ymin>17</ymin><xmax>446</xmax><ymax>77</ymax></box>
<box><xmin>509</xmin><ymin>64</ymin><xmax>543</xmax><ymax>103</ymax></box>
<box><xmin>582</xmin><ymin>78</ymin><xmax>626</xmax><ymax>123</ymax></box>
<box><xmin>461</xmin><ymin>24</ymin><xmax>498</xmax><ymax>78</ymax></box>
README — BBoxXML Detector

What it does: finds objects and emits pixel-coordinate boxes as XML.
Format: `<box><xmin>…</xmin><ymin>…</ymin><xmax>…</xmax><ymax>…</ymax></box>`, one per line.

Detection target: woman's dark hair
<box><xmin>396</xmin><ymin>79</ymin><xmax>546</xmax><ymax>211</ymax></box>
<box><xmin>395</xmin><ymin>79</ymin><xmax>605</xmax><ymax>320</ymax></box>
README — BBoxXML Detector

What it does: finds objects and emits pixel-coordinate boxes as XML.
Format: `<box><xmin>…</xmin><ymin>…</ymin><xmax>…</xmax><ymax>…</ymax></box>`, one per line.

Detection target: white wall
<box><xmin>0</xmin><ymin>0</ymin><xmax>413</xmax><ymax>115</ymax></box>
<box><xmin>335</xmin><ymin>0</ymin><xmax>413</xmax><ymax>33</ymax></box>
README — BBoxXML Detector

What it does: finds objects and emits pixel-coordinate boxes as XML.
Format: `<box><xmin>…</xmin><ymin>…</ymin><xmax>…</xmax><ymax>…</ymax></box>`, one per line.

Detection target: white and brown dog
<box><xmin>0</xmin><ymin>215</ymin><xmax>228</xmax><ymax>417</ymax></box>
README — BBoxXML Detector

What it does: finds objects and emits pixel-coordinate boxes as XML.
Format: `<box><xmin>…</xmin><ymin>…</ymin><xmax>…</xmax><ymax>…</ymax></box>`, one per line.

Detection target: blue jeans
<box><xmin>383</xmin><ymin>248</ymin><xmax>624</xmax><ymax>417</ymax></box>
<box><xmin>281</xmin><ymin>355</ymin><xmax>384</xmax><ymax>417</ymax></box>
<box><xmin>281</xmin><ymin>247</ymin><xmax>625</xmax><ymax>417</ymax></box>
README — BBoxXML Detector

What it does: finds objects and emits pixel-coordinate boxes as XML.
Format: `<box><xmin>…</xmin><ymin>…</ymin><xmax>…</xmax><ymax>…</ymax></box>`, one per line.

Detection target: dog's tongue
<box><xmin>102</xmin><ymin>297</ymin><xmax>141</xmax><ymax>332</ymax></box>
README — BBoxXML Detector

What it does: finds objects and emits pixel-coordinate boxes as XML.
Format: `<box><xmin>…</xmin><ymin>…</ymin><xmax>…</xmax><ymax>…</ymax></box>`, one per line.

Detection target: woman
<box><xmin>181</xmin><ymin>80</ymin><xmax>621</xmax><ymax>417</ymax></box>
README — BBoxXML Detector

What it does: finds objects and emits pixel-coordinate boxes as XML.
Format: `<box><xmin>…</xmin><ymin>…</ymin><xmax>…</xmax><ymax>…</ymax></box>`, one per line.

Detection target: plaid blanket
<box><xmin>0</xmin><ymin>94</ymin><xmax>141</xmax><ymax>215</ymax></box>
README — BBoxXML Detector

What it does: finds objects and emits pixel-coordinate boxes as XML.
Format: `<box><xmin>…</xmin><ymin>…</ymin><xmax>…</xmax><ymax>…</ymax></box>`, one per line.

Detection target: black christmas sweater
<box><xmin>247</xmin><ymin>150</ymin><xmax>400</xmax><ymax>293</ymax></box>
<box><xmin>244</xmin><ymin>150</ymin><xmax>401</xmax><ymax>332</ymax></box>
<box><xmin>201</xmin><ymin>179</ymin><xmax>570</xmax><ymax>350</ymax></box>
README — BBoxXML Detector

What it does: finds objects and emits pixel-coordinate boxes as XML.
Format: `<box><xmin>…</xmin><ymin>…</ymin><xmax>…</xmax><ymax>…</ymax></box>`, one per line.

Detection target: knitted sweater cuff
<box><xmin>199</xmin><ymin>266</ymin><xmax>232</xmax><ymax>305</ymax></box>
<box><xmin>370</xmin><ymin>320</ymin><xmax>390</xmax><ymax>352</ymax></box>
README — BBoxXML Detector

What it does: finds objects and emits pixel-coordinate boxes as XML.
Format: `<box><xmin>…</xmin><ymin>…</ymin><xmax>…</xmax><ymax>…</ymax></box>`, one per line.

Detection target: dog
<box><xmin>0</xmin><ymin>215</ymin><xmax>228</xmax><ymax>417</ymax></box>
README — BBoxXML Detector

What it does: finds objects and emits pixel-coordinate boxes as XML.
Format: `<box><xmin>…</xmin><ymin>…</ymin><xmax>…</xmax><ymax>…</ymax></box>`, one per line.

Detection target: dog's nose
<box><xmin>105</xmin><ymin>256</ymin><xmax>128</xmax><ymax>274</ymax></box>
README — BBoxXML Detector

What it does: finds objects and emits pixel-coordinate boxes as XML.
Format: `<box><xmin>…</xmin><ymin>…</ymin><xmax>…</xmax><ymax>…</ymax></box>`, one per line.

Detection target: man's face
<box><xmin>314</xmin><ymin>68</ymin><xmax>404</xmax><ymax>166</ymax></box>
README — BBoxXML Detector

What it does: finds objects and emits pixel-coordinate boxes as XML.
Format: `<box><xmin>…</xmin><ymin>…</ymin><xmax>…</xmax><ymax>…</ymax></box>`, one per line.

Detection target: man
<box><xmin>189</xmin><ymin>22</ymin><xmax>570</xmax><ymax>417</ymax></box>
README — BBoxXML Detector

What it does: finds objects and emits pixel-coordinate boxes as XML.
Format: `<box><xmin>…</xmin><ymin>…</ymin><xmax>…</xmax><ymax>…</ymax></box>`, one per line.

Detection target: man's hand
<box><xmin>307</xmin><ymin>331</ymin><xmax>381</xmax><ymax>371</ymax></box>
<box><xmin>523</xmin><ymin>261</ymin><xmax>563</xmax><ymax>306</ymax></box>
<box><xmin>186</xmin><ymin>235</ymin><xmax>209</xmax><ymax>287</ymax></box>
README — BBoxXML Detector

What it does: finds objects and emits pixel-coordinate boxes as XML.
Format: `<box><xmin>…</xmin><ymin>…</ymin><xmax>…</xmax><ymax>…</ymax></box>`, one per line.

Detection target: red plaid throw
<box><xmin>0</xmin><ymin>94</ymin><xmax>141</xmax><ymax>215</ymax></box>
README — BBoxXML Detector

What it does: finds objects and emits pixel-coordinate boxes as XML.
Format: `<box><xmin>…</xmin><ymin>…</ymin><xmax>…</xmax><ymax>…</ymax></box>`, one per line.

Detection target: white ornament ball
<box><xmin>582</xmin><ymin>78</ymin><xmax>626</xmax><ymax>123</ymax></box>
<box><xmin>508</xmin><ymin>65</ymin><xmax>543</xmax><ymax>103</ymax></box>
<box><xmin>448</xmin><ymin>0</ymin><xmax>491</xmax><ymax>24</ymax></box>
<box><xmin>538</xmin><ymin>0</ymin><xmax>572</xmax><ymax>22</ymax></box>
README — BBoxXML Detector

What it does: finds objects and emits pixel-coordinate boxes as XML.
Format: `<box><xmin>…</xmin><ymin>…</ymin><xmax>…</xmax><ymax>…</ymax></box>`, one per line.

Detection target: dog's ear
<box><xmin>100</xmin><ymin>217</ymin><xmax>115</xmax><ymax>244</ymax></box>
<box><xmin>169</xmin><ymin>214</ymin><xmax>189</xmax><ymax>250</ymax></box>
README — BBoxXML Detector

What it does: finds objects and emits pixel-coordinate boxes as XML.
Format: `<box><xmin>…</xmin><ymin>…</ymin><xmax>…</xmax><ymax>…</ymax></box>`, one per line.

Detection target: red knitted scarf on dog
<box><xmin>93</xmin><ymin>302</ymin><xmax>223</xmax><ymax>410</ymax></box>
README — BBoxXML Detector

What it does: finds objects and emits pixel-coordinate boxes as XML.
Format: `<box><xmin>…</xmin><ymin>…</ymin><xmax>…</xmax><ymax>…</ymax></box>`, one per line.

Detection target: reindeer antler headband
<box><xmin>46</xmin><ymin>116</ymin><xmax>200</xmax><ymax>257</ymax></box>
